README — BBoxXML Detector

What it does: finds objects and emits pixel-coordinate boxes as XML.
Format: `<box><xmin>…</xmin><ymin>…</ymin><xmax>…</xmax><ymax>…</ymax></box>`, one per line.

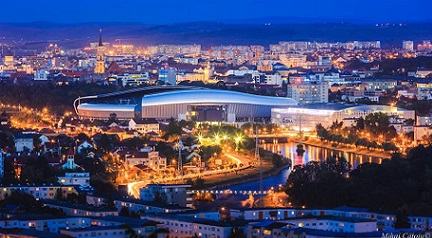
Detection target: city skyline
<box><xmin>2</xmin><ymin>0</ymin><xmax>432</xmax><ymax>24</ymax></box>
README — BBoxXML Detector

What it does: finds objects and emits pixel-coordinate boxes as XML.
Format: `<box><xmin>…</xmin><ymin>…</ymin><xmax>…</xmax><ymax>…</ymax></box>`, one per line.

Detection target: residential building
<box><xmin>60</xmin><ymin>224</ymin><xmax>157</xmax><ymax>238</ymax></box>
<box><xmin>128</xmin><ymin>118</ymin><xmax>159</xmax><ymax>134</ymax></box>
<box><xmin>0</xmin><ymin>185</ymin><xmax>77</xmax><ymax>200</ymax></box>
<box><xmin>360</xmin><ymin>79</ymin><xmax>397</xmax><ymax>91</ymax></box>
<box><xmin>139</xmin><ymin>184</ymin><xmax>192</xmax><ymax>207</ymax></box>
<box><xmin>58</xmin><ymin>172</ymin><xmax>90</xmax><ymax>186</ymax></box>
<box><xmin>142</xmin><ymin>214</ymin><xmax>243</xmax><ymax>238</ymax></box>
<box><xmin>34</xmin><ymin>69</ymin><xmax>49</xmax><ymax>81</ymax></box>
<box><xmin>13</xmin><ymin>134</ymin><xmax>34</xmax><ymax>152</ymax></box>
<box><xmin>119</xmin><ymin>149</ymin><xmax>166</xmax><ymax>170</ymax></box>
<box><xmin>111</xmin><ymin>197</ymin><xmax>192</xmax><ymax>214</ymax></box>
<box><xmin>43</xmin><ymin>200</ymin><xmax>118</xmax><ymax>217</ymax></box>
<box><xmin>287</xmin><ymin>81</ymin><xmax>329</xmax><ymax>104</ymax></box>
<box><xmin>417</xmin><ymin>81</ymin><xmax>432</xmax><ymax>100</ymax></box>
<box><xmin>159</xmin><ymin>67</ymin><xmax>177</xmax><ymax>85</ymax></box>
<box><xmin>403</xmin><ymin>41</ymin><xmax>414</xmax><ymax>51</ymax></box>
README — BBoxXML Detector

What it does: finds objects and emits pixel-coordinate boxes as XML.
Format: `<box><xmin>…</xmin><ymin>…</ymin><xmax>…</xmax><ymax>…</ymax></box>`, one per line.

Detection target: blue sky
<box><xmin>3</xmin><ymin>0</ymin><xmax>432</xmax><ymax>24</ymax></box>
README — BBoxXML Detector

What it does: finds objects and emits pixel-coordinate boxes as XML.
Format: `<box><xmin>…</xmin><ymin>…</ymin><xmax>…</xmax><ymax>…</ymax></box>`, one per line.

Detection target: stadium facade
<box><xmin>74</xmin><ymin>86</ymin><xmax>298</xmax><ymax>122</ymax></box>
<box><xmin>271</xmin><ymin>103</ymin><xmax>415</xmax><ymax>131</ymax></box>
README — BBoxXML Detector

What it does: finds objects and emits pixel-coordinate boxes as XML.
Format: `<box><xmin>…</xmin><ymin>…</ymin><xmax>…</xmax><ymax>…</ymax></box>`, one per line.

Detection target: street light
<box><xmin>234</xmin><ymin>135</ymin><xmax>243</xmax><ymax>151</ymax></box>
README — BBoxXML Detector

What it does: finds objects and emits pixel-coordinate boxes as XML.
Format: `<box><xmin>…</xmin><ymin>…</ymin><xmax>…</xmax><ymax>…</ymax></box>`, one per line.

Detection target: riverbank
<box><xmin>200</xmin><ymin>151</ymin><xmax>291</xmax><ymax>190</ymax></box>
<box><xmin>295</xmin><ymin>137</ymin><xmax>392</xmax><ymax>159</ymax></box>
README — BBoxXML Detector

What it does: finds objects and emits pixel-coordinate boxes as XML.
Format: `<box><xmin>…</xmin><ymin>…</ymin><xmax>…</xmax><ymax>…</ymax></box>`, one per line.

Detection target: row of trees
<box><xmin>0</xmin><ymin>82</ymin><xmax>116</xmax><ymax>114</ymax></box>
<box><xmin>316</xmin><ymin>123</ymin><xmax>398</xmax><ymax>152</ymax></box>
<box><xmin>286</xmin><ymin>145</ymin><xmax>432</xmax><ymax>216</ymax></box>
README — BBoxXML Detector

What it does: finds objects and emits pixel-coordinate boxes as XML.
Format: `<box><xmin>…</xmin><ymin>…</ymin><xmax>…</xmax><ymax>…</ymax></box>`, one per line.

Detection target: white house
<box><xmin>13</xmin><ymin>134</ymin><xmax>34</xmax><ymax>152</ymax></box>
<box><xmin>77</xmin><ymin>140</ymin><xmax>94</xmax><ymax>154</ymax></box>
<box><xmin>124</xmin><ymin>150</ymin><xmax>166</xmax><ymax>170</ymax></box>
<box><xmin>58</xmin><ymin>172</ymin><xmax>90</xmax><ymax>187</ymax></box>
<box><xmin>34</xmin><ymin>69</ymin><xmax>49</xmax><ymax>81</ymax></box>
<box><xmin>129</xmin><ymin>118</ymin><xmax>159</xmax><ymax>134</ymax></box>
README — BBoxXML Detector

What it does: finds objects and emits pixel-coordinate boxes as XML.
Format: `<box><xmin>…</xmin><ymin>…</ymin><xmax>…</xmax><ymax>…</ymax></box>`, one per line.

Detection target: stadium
<box><xmin>74</xmin><ymin>86</ymin><xmax>298</xmax><ymax>122</ymax></box>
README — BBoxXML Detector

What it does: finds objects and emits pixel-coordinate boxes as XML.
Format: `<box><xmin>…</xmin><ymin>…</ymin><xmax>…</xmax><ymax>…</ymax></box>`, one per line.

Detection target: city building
<box><xmin>360</xmin><ymin>79</ymin><xmax>397</xmax><ymax>91</ymax></box>
<box><xmin>121</xmin><ymin>150</ymin><xmax>166</xmax><ymax>170</ymax></box>
<box><xmin>61</xmin><ymin>148</ymin><xmax>82</xmax><ymax>170</ymax></box>
<box><xmin>159</xmin><ymin>67</ymin><xmax>177</xmax><ymax>85</ymax></box>
<box><xmin>272</xmin><ymin>103</ymin><xmax>415</xmax><ymax>132</ymax></box>
<box><xmin>403</xmin><ymin>41</ymin><xmax>414</xmax><ymax>51</ymax></box>
<box><xmin>128</xmin><ymin>118</ymin><xmax>159</xmax><ymax>134</ymax></box>
<box><xmin>287</xmin><ymin>76</ymin><xmax>329</xmax><ymax>104</ymax></box>
<box><xmin>0</xmin><ymin>185</ymin><xmax>77</xmax><ymax>200</ymax></box>
<box><xmin>34</xmin><ymin>69</ymin><xmax>49</xmax><ymax>81</ymax></box>
<box><xmin>58</xmin><ymin>172</ymin><xmax>90</xmax><ymax>186</ymax></box>
<box><xmin>139</xmin><ymin>184</ymin><xmax>192</xmax><ymax>207</ymax></box>
<box><xmin>141</xmin><ymin>214</ymin><xmax>244</xmax><ymax>238</ymax></box>
<box><xmin>13</xmin><ymin>133</ymin><xmax>34</xmax><ymax>152</ymax></box>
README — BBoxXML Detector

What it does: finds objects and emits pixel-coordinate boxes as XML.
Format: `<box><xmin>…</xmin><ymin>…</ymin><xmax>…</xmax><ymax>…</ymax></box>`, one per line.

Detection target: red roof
<box><xmin>62</xmin><ymin>71</ymin><xmax>87</xmax><ymax>77</ymax></box>
<box><xmin>66</xmin><ymin>148</ymin><xmax>74</xmax><ymax>156</ymax></box>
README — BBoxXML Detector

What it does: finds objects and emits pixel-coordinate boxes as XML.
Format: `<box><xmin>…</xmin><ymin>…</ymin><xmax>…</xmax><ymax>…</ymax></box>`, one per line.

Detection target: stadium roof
<box><xmin>141</xmin><ymin>89</ymin><xmax>297</xmax><ymax>107</ymax></box>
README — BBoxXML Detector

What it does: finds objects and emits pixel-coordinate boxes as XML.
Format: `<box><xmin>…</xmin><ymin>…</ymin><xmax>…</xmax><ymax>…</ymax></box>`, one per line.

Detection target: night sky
<box><xmin>2</xmin><ymin>0</ymin><xmax>432</xmax><ymax>24</ymax></box>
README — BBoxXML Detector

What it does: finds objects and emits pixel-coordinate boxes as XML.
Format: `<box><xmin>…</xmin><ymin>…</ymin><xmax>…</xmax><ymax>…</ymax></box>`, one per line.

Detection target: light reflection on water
<box><xmin>221</xmin><ymin>142</ymin><xmax>389</xmax><ymax>192</ymax></box>
<box><xmin>262</xmin><ymin>142</ymin><xmax>388</xmax><ymax>169</ymax></box>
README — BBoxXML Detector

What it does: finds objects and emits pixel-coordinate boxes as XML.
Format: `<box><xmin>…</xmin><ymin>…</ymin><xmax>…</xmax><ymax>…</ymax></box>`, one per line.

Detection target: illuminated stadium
<box><xmin>74</xmin><ymin>86</ymin><xmax>298</xmax><ymax>122</ymax></box>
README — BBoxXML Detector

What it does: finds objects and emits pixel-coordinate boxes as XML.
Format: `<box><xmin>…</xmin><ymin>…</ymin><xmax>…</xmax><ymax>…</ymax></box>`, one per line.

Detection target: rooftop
<box><xmin>42</xmin><ymin>200</ymin><xmax>117</xmax><ymax>212</ymax></box>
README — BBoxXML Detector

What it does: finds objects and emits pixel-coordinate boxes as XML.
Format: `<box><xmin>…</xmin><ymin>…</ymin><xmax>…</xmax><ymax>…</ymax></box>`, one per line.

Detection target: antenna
<box><xmin>254</xmin><ymin>117</ymin><xmax>262</xmax><ymax>194</ymax></box>
<box><xmin>178</xmin><ymin>138</ymin><xmax>183</xmax><ymax>176</ymax></box>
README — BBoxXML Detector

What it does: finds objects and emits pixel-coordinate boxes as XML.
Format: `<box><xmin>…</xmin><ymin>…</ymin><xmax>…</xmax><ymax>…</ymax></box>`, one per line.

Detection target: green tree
<box><xmin>355</xmin><ymin>117</ymin><xmax>365</xmax><ymax>131</ymax></box>
<box><xmin>364</xmin><ymin>112</ymin><xmax>390</xmax><ymax>136</ymax></box>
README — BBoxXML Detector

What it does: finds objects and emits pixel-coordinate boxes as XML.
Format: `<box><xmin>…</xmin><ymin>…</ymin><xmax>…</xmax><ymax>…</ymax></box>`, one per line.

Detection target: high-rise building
<box><xmin>287</xmin><ymin>77</ymin><xmax>329</xmax><ymax>104</ymax></box>
<box><xmin>94</xmin><ymin>29</ymin><xmax>105</xmax><ymax>74</ymax></box>
<box><xmin>318</xmin><ymin>56</ymin><xmax>332</xmax><ymax>66</ymax></box>
<box><xmin>159</xmin><ymin>67</ymin><xmax>177</xmax><ymax>85</ymax></box>
<box><xmin>402</xmin><ymin>41</ymin><xmax>414</xmax><ymax>51</ymax></box>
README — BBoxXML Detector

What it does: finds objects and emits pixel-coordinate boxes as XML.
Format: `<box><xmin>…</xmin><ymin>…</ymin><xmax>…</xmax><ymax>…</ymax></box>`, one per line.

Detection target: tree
<box><xmin>355</xmin><ymin>117</ymin><xmax>365</xmax><ymax>131</ymax></box>
<box><xmin>393</xmin><ymin>209</ymin><xmax>411</xmax><ymax>229</ymax></box>
<box><xmin>163</xmin><ymin>118</ymin><xmax>182</xmax><ymax>140</ymax></box>
<box><xmin>154</xmin><ymin>191</ymin><xmax>167</xmax><ymax>204</ymax></box>
<box><xmin>364</xmin><ymin>112</ymin><xmax>390</xmax><ymax>136</ymax></box>
<box><xmin>119</xmin><ymin>206</ymin><xmax>131</xmax><ymax>217</ymax></box>
<box><xmin>120</xmin><ymin>224</ymin><xmax>139</xmax><ymax>238</ymax></box>
<box><xmin>76</xmin><ymin>133</ymin><xmax>90</xmax><ymax>143</ymax></box>
<box><xmin>98</xmin><ymin>134</ymin><xmax>113</xmax><ymax>152</ymax></box>
<box><xmin>55</xmin><ymin>188</ymin><xmax>64</xmax><ymax>201</ymax></box>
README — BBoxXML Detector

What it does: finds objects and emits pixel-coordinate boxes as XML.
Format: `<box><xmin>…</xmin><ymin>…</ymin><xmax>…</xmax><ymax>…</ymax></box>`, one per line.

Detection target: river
<box><xmin>221</xmin><ymin>142</ymin><xmax>390</xmax><ymax>192</ymax></box>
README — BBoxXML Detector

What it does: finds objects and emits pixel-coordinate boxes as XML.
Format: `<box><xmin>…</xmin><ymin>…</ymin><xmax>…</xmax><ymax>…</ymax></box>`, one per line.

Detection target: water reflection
<box><xmin>220</xmin><ymin>143</ymin><xmax>389</xmax><ymax>192</ymax></box>
<box><xmin>263</xmin><ymin>142</ymin><xmax>389</xmax><ymax>169</ymax></box>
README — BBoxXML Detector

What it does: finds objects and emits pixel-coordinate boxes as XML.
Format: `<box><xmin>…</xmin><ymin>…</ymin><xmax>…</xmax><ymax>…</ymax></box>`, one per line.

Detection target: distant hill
<box><xmin>0</xmin><ymin>22</ymin><xmax>431</xmax><ymax>49</ymax></box>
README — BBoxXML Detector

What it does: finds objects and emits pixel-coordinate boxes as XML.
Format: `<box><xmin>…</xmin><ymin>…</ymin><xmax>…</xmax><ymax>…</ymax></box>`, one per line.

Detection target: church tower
<box><xmin>94</xmin><ymin>29</ymin><xmax>105</xmax><ymax>74</ymax></box>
